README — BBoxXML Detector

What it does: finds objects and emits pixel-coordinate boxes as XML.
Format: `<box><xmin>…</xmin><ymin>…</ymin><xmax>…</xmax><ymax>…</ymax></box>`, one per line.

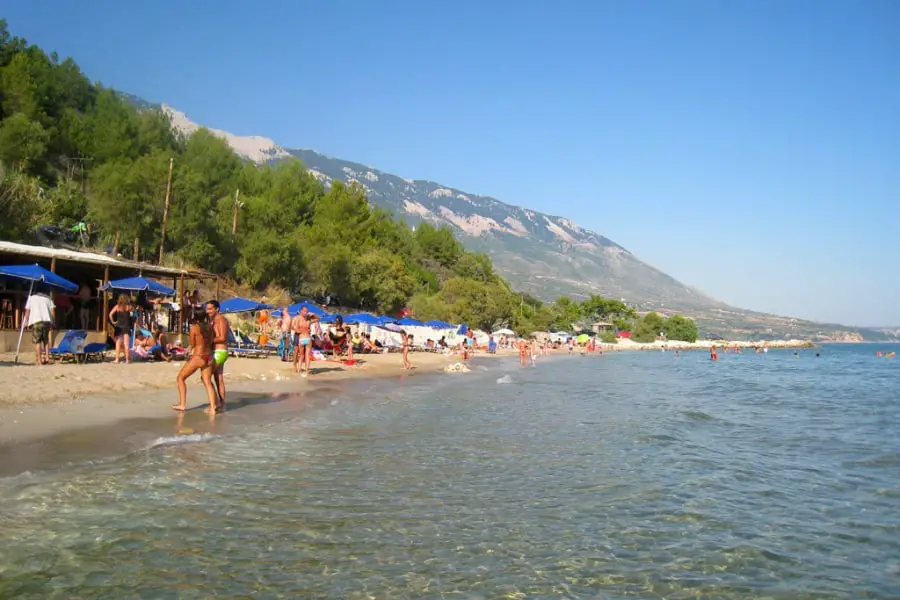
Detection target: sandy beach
<box><xmin>0</xmin><ymin>349</ymin><xmax>506</xmax><ymax>444</ymax></box>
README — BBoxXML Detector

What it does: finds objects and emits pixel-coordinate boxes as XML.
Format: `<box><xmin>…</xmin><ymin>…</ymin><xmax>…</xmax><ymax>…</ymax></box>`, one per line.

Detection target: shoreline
<box><xmin>0</xmin><ymin>350</ymin><xmax>496</xmax><ymax>442</ymax></box>
<box><xmin>0</xmin><ymin>339</ymin><xmax>819</xmax><ymax>477</ymax></box>
<box><xmin>0</xmin><ymin>351</ymin><xmax>514</xmax><ymax>478</ymax></box>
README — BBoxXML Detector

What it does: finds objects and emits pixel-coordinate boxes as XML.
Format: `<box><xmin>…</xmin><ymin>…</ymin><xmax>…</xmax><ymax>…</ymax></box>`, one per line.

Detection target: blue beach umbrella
<box><xmin>425</xmin><ymin>319</ymin><xmax>454</xmax><ymax>329</ymax></box>
<box><xmin>397</xmin><ymin>317</ymin><xmax>425</xmax><ymax>327</ymax></box>
<box><xmin>287</xmin><ymin>301</ymin><xmax>328</xmax><ymax>317</ymax></box>
<box><xmin>457</xmin><ymin>322</ymin><xmax>468</xmax><ymax>335</ymax></box>
<box><xmin>219</xmin><ymin>297</ymin><xmax>275</xmax><ymax>314</ymax></box>
<box><xmin>101</xmin><ymin>276</ymin><xmax>175</xmax><ymax>296</ymax></box>
<box><xmin>343</xmin><ymin>313</ymin><xmax>384</xmax><ymax>326</ymax></box>
<box><xmin>0</xmin><ymin>264</ymin><xmax>78</xmax><ymax>363</ymax></box>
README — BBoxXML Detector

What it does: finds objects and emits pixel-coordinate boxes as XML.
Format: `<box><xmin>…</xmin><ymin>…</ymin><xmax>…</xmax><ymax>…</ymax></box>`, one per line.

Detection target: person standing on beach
<box><xmin>291</xmin><ymin>306</ymin><xmax>318</xmax><ymax>376</ymax></box>
<box><xmin>402</xmin><ymin>333</ymin><xmax>412</xmax><ymax>369</ymax></box>
<box><xmin>23</xmin><ymin>286</ymin><xmax>55</xmax><ymax>365</ymax></box>
<box><xmin>279</xmin><ymin>307</ymin><xmax>291</xmax><ymax>362</ymax></box>
<box><xmin>108</xmin><ymin>294</ymin><xmax>134</xmax><ymax>364</ymax></box>
<box><xmin>206</xmin><ymin>300</ymin><xmax>229</xmax><ymax>410</ymax></box>
<box><xmin>173</xmin><ymin>309</ymin><xmax>218</xmax><ymax>414</ymax></box>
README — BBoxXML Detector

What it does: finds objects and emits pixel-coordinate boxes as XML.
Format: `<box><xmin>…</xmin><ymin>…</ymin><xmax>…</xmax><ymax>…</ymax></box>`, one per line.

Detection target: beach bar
<box><xmin>0</xmin><ymin>241</ymin><xmax>218</xmax><ymax>352</ymax></box>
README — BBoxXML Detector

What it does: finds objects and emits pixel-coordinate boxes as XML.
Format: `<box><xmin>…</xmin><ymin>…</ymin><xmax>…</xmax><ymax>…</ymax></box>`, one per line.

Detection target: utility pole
<box><xmin>158</xmin><ymin>157</ymin><xmax>175</xmax><ymax>264</ymax></box>
<box><xmin>231</xmin><ymin>188</ymin><xmax>241</xmax><ymax>236</ymax></box>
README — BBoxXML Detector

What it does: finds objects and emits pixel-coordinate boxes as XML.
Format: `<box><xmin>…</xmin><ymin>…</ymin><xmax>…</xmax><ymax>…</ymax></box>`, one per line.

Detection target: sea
<box><xmin>1</xmin><ymin>343</ymin><xmax>898</xmax><ymax>599</ymax></box>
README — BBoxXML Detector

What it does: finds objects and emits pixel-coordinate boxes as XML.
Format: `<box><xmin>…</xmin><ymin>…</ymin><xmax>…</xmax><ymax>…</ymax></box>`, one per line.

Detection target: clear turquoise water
<box><xmin>1</xmin><ymin>345</ymin><xmax>899</xmax><ymax>598</ymax></box>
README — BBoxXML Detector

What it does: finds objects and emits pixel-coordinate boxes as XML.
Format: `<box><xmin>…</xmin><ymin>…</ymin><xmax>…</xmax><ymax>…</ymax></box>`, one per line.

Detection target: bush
<box><xmin>599</xmin><ymin>331</ymin><xmax>617</xmax><ymax>344</ymax></box>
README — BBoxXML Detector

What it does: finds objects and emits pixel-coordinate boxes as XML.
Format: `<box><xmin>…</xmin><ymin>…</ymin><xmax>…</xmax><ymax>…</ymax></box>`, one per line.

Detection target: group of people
<box><xmin>278</xmin><ymin>307</ymin><xmax>416</xmax><ymax>374</ymax></box>
<box><xmin>173</xmin><ymin>300</ymin><xmax>230</xmax><ymax>415</ymax></box>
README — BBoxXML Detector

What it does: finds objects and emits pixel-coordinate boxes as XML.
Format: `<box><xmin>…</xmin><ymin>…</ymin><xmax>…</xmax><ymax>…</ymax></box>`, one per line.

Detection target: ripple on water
<box><xmin>1</xmin><ymin>346</ymin><xmax>899</xmax><ymax>598</ymax></box>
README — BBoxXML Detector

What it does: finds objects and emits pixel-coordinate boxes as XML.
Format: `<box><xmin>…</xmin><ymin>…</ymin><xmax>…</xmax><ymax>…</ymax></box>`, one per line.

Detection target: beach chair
<box><xmin>82</xmin><ymin>340</ymin><xmax>109</xmax><ymax>362</ymax></box>
<box><xmin>226</xmin><ymin>328</ymin><xmax>266</xmax><ymax>358</ymax></box>
<box><xmin>239</xmin><ymin>331</ymin><xmax>276</xmax><ymax>356</ymax></box>
<box><xmin>48</xmin><ymin>330</ymin><xmax>88</xmax><ymax>363</ymax></box>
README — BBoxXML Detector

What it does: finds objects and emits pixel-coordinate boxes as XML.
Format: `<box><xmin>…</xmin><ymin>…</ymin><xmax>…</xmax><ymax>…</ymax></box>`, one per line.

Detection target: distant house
<box><xmin>592</xmin><ymin>321</ymin><xmax>613</xmax><ymax>333</ymax></box>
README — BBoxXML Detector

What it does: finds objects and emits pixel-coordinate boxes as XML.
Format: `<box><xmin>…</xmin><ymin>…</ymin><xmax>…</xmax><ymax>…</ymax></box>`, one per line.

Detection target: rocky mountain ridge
<box><xmin>149</xmin><ymin>101</ymin><xmax>895</xmax><ymax>341</ymax></box>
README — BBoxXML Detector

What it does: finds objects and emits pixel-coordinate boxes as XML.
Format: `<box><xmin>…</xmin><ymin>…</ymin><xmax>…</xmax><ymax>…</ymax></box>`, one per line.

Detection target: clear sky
<box><xmin>5</xmin><ymin>0</ymin><xmax>899</xmax><ymax>325</ymax></box>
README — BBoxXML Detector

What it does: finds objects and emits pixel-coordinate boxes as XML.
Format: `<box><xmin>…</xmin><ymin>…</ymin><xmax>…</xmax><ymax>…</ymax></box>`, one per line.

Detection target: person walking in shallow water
<box><xmin>402</xmin><ymin>333</ymin><xmax>413</xmax><ymax>369</ymax></box>
<box><xmin>206</xmin><ymin>300</ymin><xmax>229</xmax><ymax>410</ymax></box>
<box><xmin>173</xmin><ymin>310</ymin><xmax>218</xmax><ymax>414</ymax></box>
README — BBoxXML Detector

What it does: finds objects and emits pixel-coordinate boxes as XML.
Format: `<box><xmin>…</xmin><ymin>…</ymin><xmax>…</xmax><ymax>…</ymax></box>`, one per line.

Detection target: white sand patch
<box><xmin>364</xmin><ymin>171</ymin><xmax>379</xmax><ymax>182</ymax></box>
<box><xmin>544</xmin><ymin>217</ymin><xmax>579</xmax><ymax>243</ymax></box>
<box><xmin>456</xmin><ymin>193</ymin><xmax>473</xmax><ymax>203</ymax></box>
<box><xmin>308</xmin><ymin>169</ymin><xmax>332</xmax><ymax>183</ymax></box>
<box><xmin>429</xmin><ymin>187</ymin><xmax>454</xmax><ymax>199</ymax></box>
<box><xmin>403</xmin><ymin>200</ymin><xmax>433</xmax><ymax>217</ymax></box>
<box><xmin>438</xmin><ymin>206</ymin><xmax>503</xmax><ymax>236</ymax></box>
<box><xmin>557</xmin><ymin>217</ymin><xmax>582</xmax><ymax>233</ymax></box>
<box><xmin>342</xmin><ymin>166</ymin><xmax>359</xmax><ymax>178</ymax></box>
<box><xmin>503</xmin><ymin>216</ymin><xmax>529</xmax><ymax>236</ymax></box>
<box><xmin>163</xmin><ymin>105</ymin><xmax>290</xmax><ymax>164</ymax></box>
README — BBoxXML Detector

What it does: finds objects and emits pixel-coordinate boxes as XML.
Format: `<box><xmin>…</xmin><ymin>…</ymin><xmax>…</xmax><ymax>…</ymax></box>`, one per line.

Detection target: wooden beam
<box><xmin>159</xmin><ymin>157</ymin><xmax>174</xmax><ymax>264</ymax></box>
<box><xmin>101</xmin><ymin>266</ymin><xmax>110</xmax><ymax>335</ymax></box>
<box><xmin>177</xmin><ymin>274</ymin><xmax>185</xmax><ymax>336</ymax></box>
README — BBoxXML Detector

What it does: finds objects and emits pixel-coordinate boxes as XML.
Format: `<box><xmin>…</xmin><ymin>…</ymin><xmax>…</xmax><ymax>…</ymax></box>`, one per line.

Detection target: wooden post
<box><xmin>231</xmin><ymin>188</ymin><xmax>240</xmax><ymax>236</ymax></box>
<box><xmin>101</xmin><ymin>266</ymin><xmax>110</xmax><ymax>335</ymax></box>
<box><xmin>47</xmin><ymin>258</ymin><xmax>58</xmax><ymax>332</ymax></box>
<box><xmin>159</xmin><ymin>157</ymin><xmax>174</xmax><ymax>264</ymax></box>
<box><xmin>177</xmin><ymin>274</ymin><xmax>185</xmax><ymax>337</ymax></box>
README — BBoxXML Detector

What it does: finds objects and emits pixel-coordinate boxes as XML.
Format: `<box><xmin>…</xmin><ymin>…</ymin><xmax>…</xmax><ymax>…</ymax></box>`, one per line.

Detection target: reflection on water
<box><xmin>1</xmin><ymin>346</ymin><xmax>899</xmax><ymax>598</ymax></box>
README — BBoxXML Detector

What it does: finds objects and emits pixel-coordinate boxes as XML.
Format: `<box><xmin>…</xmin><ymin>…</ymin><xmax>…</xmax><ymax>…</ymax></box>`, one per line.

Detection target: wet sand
<box><xmin>0</xmin><ymin>350</ymin><xmax>520</xmax><ymax>477</ymax></box>
<box><xmin>0</xmin><ymin>350</ymin><xmax>507</xmax><ymax>441</ymax></box>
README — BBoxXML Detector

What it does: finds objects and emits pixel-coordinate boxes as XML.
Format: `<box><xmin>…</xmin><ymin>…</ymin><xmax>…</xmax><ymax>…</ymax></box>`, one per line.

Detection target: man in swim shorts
<box><xmin>206</xmin><ymin>300</ymin><xmax>229</xmax><ymax>410</ymax></box>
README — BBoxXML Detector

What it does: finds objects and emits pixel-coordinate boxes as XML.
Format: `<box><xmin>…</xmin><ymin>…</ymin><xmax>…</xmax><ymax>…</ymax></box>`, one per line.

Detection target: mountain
<box><xmin>155</xmin><ymin>103</ymin><xmax>894</xmax><ymax>341</ymax></box>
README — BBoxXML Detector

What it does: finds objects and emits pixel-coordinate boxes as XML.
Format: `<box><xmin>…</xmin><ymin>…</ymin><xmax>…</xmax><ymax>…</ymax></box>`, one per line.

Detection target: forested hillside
<box><xmin>0</xmin><ymin>20</ymin><xmax>698</xmax><ymax>340</ymax></box>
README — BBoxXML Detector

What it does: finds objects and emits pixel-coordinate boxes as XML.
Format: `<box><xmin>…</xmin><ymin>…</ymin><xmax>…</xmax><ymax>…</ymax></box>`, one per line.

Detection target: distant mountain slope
<box><xmin>144</xmin><ymin>100</ymin><xmax>895</xmax><ymax>341</ymax></box>
<box><xmin>287</xmin><ymin>149</ymin><xmax>720</xmax><ymax>311</ymax></box>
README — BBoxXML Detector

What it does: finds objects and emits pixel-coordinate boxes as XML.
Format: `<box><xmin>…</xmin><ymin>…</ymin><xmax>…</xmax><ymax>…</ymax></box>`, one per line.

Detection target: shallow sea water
<box><xmin>1</xmin><ymin>344</ymin><xmax>899</xmax><ymax>598</ymax></box>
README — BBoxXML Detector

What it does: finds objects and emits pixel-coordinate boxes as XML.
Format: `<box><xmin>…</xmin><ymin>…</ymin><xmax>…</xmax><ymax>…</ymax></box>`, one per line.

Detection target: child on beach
<box><xmin>402</xmin><ymin>333</ymin><xmax>412</xmax><ymax>369</ymax></box>
<box><xmin>173</xmin><ymin>310</ymin><xmax>218</xmax><ymax>414</ymax></box>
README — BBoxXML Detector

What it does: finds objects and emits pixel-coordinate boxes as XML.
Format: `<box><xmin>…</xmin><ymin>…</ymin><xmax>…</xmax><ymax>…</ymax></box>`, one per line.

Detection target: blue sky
<box><xmin>6</xmin><ymin>1</ymin><xmax>899</xmax><ymax>325</ymax></box>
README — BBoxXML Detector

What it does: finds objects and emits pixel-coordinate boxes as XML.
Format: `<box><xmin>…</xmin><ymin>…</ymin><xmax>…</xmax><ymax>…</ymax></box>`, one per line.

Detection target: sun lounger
<box><xmin>239</xmin><ymin>332</ymin><xmax>276</xmax><ymax>355</ymax></box>
<box><xmin>226</xmin><ymin>328</ymin><xmax>267</xmax><ymax>358</ymax></box>
<box><xmin>48</xmin><ymin>330</ymin><xmax>87</xmax><ymax>362</ymax></box>
<box><xmin>49</xmin><ymin>330</ymin><xmax>108</xmax><ymax>363</ymax></box>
